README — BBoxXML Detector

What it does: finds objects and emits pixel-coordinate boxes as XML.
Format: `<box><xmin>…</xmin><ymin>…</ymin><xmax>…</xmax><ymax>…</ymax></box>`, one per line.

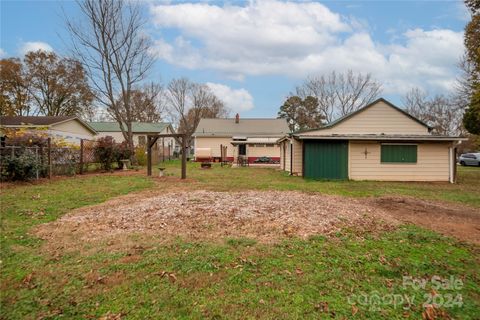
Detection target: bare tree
<box><xmin>66</xmin><ymin>0</ymin><xmax>154</xmax><ymax>160</ymax></box>
<box><xmin>296</xmin><ymin>70</ymin><xmax>382</xmax><ymax>123</ymax></box>
<box><xmin>403</xmin><ymin>88</ymin><xmax>465</xmax><ymax>135</ymax></box>
<box><xmin>117</xmin><ymin>82</ymin><xmax>165</xmax><ymax>122</ymax></box>
<box><xmin>166</xmin><ymin>78</ymin><xmax>229</xmax><ymax>151</ymax></box>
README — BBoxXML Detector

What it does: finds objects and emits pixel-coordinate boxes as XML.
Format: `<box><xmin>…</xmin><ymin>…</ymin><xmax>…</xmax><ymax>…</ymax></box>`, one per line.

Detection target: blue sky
<box><xmin>0</xmin><ymin>0</ymin><xmax>469</xmax><ymax>118</ymax></box>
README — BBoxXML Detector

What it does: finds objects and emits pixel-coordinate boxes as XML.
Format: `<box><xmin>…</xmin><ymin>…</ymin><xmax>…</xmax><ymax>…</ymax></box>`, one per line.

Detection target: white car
<box><xmin>459</xmin><ymin>153</ymin><xmax>480</xmax><ymax>166</ymax></box>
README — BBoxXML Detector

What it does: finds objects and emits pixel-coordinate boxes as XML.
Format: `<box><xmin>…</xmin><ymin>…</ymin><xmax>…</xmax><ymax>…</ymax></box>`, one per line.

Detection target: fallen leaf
<box><xmin>352</xmin><ymin>305</ymin><xmax>358</xmax><ymax>316</ymax></box>
<box><xmin>422</xmin><ymin>304</ymin><xmax>437</xmax><ymax>320</ymax></box>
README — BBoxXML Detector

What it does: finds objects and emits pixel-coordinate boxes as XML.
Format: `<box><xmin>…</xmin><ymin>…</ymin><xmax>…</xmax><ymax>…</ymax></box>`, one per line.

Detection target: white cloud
<box><xmin>150</xmin><ymin>0</ymin><xmax>465</xmax><ymax>96</ymax></box>
<box><xmin>19</xmin><ymin>41</ymin><xmax>53</xmax><ymax>55</ymax></box>
<box><xmin>0</xmin><ymin>48</ymin><xmax>6</xmax><ymax>58</ymax></box>
<box><xmin>206</xmin><ymin>82</ymin><xmax>254</xmax><ymax>112</ymax></box>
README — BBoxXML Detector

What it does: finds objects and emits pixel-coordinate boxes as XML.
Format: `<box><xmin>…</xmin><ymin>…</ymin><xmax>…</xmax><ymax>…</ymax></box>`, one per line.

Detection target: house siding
<box><xmin>302</xmin><ymin>101</ymin><xmax>429</xmax><ymax>136</ymax></box>
<box><xmin>349</xmin><ymin>141</ymin><xmax>451</xmax><ymax>181</ymax></box>
<box><xmin>195</xmin><ymin>137</ymin><xmax>236</xmax><ymax>158</ymax></box>
<box><xmin>52</xmin><ymin>120</ymin><xmax>95</xmax><ymax>137</ymax></box>
<box><xmin>247</xmin><ymin>144</ymin><xmax>280</xmax><ymax>158</ymax></box>
<box><xmin>96</xmin><ymin>130</ymin><xmax>174</xmax><ymax>149</ymax></box>
<box><xmin>292</xmin><ymin>139</ymin><xmax>303</xmax><ymax>175</ymax></box>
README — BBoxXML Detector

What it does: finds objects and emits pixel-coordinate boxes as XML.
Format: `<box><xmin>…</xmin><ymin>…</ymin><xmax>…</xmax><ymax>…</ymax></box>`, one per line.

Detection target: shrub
<box><xmin>115</xmin><ymin>141</ymin><xmax>133</xmax><ymax>167</ymax></box>
<box><xmin>94</xmin><ymin>136</ymin><xmax>117</xmax><ymax>171</ymax></box>
<box><xmin>1</xmin><ymin>148</ymin><xmax>46</xmax><ymax>181</ymax></box>
<box><xmin>135</xmin><ymin>147</ymin><xmax>147</xmax><ymax>166</ymax></box>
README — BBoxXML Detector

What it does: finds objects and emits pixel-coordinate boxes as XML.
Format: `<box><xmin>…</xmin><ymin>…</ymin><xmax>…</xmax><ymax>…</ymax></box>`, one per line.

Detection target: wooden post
<box><xmin>39</xmin><ymin>144</ymin><xmax>44</xmax><ymax>175</ymax></box>
<box><xmin>47</xmin><ymin>138</ymin><xmax>52</xmax><ymax>179</ymax></box>
<box><xmin>79</xmin><ymin>139</ymin><xmax>84</xmax><ymax>175</ymax></box>
<box><xmin>181</xmin><ymin>135</ymin><xmax>186</xmax><ymax>179</ymax></box>
<box><xmin>147</xmin><ymin>136</ymin><xmax>152</xmax><ymax>176</ymax></box>
<box><xmin>35</xmin><ymin>146</ymin><xmax>39</xmax><ymax>180</ymax></box>
<box><xmin>453</xmin><ymin>147</ymin><xmax>458</xmax><ymax>183</ymax></box>
<box><xmin>168</xmin><ymin>143</ymin><xmax>171</xmax><ymax>161</ymax></box>
<box><xmin>162</xmin><ymin>138</ymin><xmax>165</xmax><ymax>162</ymax></box>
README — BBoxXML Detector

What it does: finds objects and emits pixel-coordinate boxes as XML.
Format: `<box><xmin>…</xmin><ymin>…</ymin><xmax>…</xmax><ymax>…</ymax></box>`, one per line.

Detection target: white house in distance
<box><xmin>279</xmin><ymin>98</ymin><xmax>465</xmax><ymax>183</ymax></box>
<box><xmin>88</xmin><ymin>121</ymin><xmax>176</xmax><ymax>155</ymax></box>
<box><xmin>193</xmin><ymin>114</ymin><xmax>290</xmax><ymax>163</ymax></box>
<box><xmin>0</xmin><ymin>116</ymin><xmax>97</xmax><ymax>145</ymax></box>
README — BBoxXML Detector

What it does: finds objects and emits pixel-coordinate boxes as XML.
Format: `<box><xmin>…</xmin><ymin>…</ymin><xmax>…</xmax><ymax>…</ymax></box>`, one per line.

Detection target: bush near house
<box><xmin>94</xmin><ymin>136</ymin><xmax>133</xmax><ymax>171</ymax></box>
<box><xmin>135</xmin><ymin>146</ymin><xmax>147</xmax><ymax>166</ymax></box>
<box><xmin>1</xmin><ymin>149</ymin><xmax>46</xmax><ymax>181</ymax></box>
<box><xmin>1</xmin><ymin>130</ymin><xmax>49</xmax><ymax>181</ymax></box>
<box><xmin>115</xmin><ymin>141</ymin><xmax>133</xmax><ymax>167</ymax></box>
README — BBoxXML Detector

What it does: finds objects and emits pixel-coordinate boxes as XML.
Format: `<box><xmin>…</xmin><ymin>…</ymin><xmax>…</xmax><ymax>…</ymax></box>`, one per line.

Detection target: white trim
<box><xmin>348</xmin><ymin>141</ymin><xmax>351</xmax><ymax>179</ymax></box>
<box><xmin>449</xmin><ymin>147</ymin><xmax>454</xmax><ymax>184</ymax></box>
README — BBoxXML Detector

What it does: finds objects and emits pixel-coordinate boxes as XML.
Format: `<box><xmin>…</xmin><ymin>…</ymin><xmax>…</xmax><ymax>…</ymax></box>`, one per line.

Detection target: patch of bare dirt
<box><xmin>33</xmin><ymin>190</ymin><xmax>395</xmax><ymax>251</ymax></box>
<box><xmin>371</xmin><ymin>196</ymin><xmax>480</xmax><ymax>245</ymax></box>
<box><xmin>33</xmin><ymin>190</ymin><xmax>480</xmax><ymax>253</ymax></box>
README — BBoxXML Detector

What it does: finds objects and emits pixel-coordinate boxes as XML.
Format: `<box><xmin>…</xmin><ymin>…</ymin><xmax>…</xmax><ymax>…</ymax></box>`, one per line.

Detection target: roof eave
<box><xmin>293</xmin><ymin>135</ymin><xmax>467</xmax><ymax>142</ymax></box>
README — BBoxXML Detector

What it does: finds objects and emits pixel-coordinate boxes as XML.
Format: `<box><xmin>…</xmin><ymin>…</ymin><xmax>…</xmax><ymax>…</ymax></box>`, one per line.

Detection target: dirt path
<box><xmin>371</xmin><ymin>196</ymin><xmax>480</xmax><ymax>245</ymax></box>
<box><xmin>33</xmin><ymin>190</ymin><xmax>480</xmax><ymax>252</ymax></box>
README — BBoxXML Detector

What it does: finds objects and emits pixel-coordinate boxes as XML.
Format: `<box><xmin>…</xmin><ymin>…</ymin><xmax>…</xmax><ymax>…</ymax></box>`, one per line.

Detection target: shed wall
<box><xmin>349</xmin><ymin>141</ymin><xmax>451</xmax><ymax>181</ymax></box>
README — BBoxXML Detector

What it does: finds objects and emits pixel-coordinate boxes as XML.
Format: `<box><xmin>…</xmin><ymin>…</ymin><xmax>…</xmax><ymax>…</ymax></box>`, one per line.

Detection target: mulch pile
<box><xmin>34</xmin><ymin>190</ymin><xmax>395</xmax><ymax>246</ymax></box>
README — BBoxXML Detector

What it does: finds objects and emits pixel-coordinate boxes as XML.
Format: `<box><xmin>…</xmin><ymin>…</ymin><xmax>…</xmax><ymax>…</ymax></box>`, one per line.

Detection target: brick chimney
<box><xmin>235</xmin><ymin>113</ymin><xmax>240</xmax><ymax>124</ymax></box>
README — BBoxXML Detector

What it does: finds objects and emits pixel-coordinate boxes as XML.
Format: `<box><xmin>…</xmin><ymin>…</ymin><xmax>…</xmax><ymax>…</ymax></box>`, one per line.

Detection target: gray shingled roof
<box><xmin>1</xmin><ymin>116</ymin><xmax>76</xmax><ymax>126</ymax></box>
<box><xmin>1</xmin><ymin>116</ymin><xmax>97</xmax><ymax>134</ymax></box>
<box><xmin>194</xmin><ymin>118</ymin><xmax>290</xmax><ymax>137</ymax></box>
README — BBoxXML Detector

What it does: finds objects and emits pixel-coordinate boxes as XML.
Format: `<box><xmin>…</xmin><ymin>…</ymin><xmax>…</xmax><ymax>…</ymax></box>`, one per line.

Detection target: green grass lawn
<box><xmin>1</xmin><ymin>166</ymin><xmax>479</xmax><ymax>319</ymax></box>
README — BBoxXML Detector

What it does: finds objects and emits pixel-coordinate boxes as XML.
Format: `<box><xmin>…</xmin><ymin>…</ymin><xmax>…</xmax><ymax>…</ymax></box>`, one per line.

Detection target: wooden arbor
<box><xmin>147</xmin><ymin>134</ymin><xmax>187</xmax><ymax>179</ymax></box>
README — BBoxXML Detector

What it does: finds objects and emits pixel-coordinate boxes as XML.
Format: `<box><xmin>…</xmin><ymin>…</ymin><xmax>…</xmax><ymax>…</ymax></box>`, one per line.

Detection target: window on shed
<box><xmin>381</xmin><ymin>144</ymin><xmax>417</xmax><ymax>163</ymax></box>
<box><xmin>138</xmin><ymin>135</ymin><xmax>146</xmax><ymax>146</ymax></box>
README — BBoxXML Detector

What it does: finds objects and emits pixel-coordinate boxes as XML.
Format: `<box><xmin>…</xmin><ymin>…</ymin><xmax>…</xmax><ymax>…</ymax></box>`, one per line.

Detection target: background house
<box><xmin>88</xmin><ymin>121</ymin><xmax>176</xmax><ymax>156</ymax></box>
<box><xmin>193</xmin><ymin>114</ymin><xmax>289</xmax><ymax>163</ymax></box>
<box><xmin>279</xmin><ymin>98</ymin><xmax>465</xmax><ymax>182</ymax></box>
<box><xmin>0</xmin><ymin>116</ymin><xmax>97</xmax><ymax>145</ymax></box>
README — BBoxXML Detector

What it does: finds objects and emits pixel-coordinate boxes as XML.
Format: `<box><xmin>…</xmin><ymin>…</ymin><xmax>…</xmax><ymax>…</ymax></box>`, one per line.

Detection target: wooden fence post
<box><xmin>181</xmin><ymin>135</ymin><xmax>186</xmax><ymax>179</ymax></box>
<box><xmin>79</xmin><ymin>139</ymin><xmax>84</xmax><ymax>175</ymax></box>
<box><xmin>47</xmin><ymin>138</ymin><xmax>52</xmax><ymax>179</ymax></box>
<box><xmin>39</xmin><ymin>144</ymin><xmax>44</xmax><ymax>174</ymax></box>
<box><xmin>162</xmin><ymin>138</ymin><xmax>165</xmax><ymax>162</ymax></box>
<box><xmin>147</xmin><ymin>136</ymin><xmax>152</xmax><ymax>176</ymax></box>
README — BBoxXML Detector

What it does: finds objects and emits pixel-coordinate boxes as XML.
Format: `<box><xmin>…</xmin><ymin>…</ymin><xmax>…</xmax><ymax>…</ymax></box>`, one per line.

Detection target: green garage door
<box><xmin>304</xmin><ymin>140</ymin><xmax>348</xmax><ymax>180</ymax></box>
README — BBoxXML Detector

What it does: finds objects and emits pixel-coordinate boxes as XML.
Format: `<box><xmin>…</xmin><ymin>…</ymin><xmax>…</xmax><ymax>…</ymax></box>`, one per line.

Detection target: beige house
<box><xmin>0</xmin><ymin>116</ymin><xmax>97</xmax><ymax>145</ymax></box>
<box><xmin>193</xmin><ymin>114</ymin><xmax>289</xmax><ymax>163</ymax></box>
<box><xmin>88</xmin><ymin>122</ymin><xmax>176</xmax><ymax>155</ymax></box>
<box><xmin>279</xmin><ymin>98</ymin><xmax>465</xmax><ymax>182</ymax></box>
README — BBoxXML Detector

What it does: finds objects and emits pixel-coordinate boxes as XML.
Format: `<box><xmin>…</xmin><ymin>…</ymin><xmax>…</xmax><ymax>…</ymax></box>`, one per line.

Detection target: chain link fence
<box><xmin>0</xmin><ymin>138</ymin><xmax>101</xmax><ymax>180</ymax></box>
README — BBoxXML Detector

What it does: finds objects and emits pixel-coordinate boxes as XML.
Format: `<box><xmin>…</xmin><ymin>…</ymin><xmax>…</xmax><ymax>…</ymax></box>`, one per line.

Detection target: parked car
<box><xmin>459</xmin><ymin>153</ymin><xmax>480</xmax><ymax>166</ymax></box>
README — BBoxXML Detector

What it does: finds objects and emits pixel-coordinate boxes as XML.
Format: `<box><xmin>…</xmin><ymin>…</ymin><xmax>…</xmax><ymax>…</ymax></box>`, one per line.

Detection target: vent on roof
<box><xmin>235</xmin><ymin>113</ymin><xmax>239</xmax><ymax>124</ymax></box>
